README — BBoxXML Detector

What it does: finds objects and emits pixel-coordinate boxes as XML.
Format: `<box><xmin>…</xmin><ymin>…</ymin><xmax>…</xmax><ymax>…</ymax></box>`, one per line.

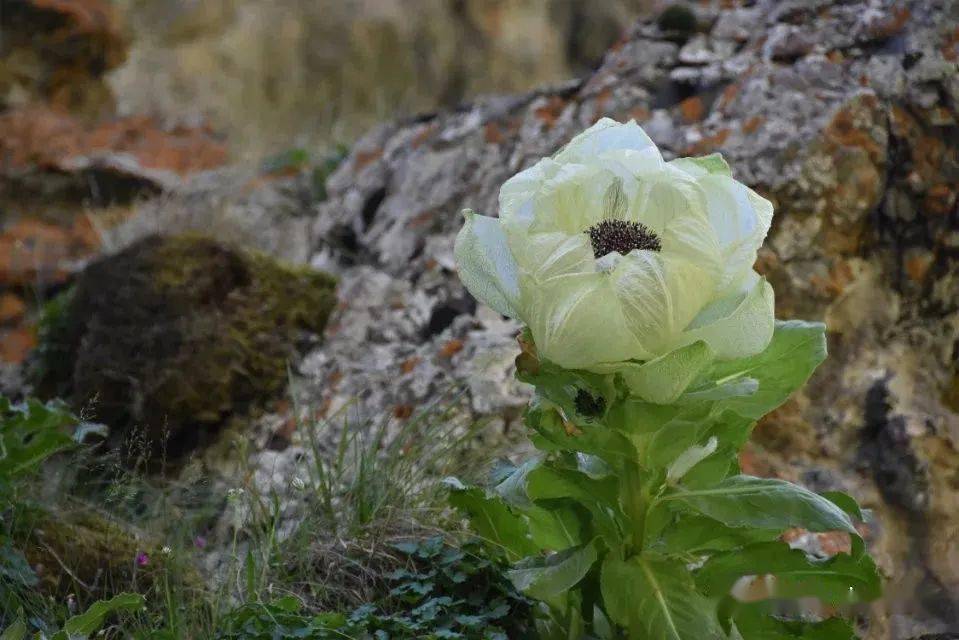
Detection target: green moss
<box><xmin>12</xmin><ymin>506</ymin><xmax>158</xmax><ymax>600</ymax></box>
<box><xmin>33</xmin><ymin>234</ymin><xmax>337</xmax><ymax>460</ymax></box>
<box><xmin>657</xmin><ymin>3</ymin><xmax>698</xmax><ymax>36</ymax></box>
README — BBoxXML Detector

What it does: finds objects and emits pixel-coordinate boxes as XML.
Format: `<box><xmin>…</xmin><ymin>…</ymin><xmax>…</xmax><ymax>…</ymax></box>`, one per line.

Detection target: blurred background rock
<box><xmin>109</xmin><ymin>0</ymin><xmax>651</xmax><ymax>157</ymax></box>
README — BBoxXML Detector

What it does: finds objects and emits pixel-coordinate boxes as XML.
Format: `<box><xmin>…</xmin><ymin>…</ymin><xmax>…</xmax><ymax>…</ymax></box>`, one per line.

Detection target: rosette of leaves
<box><xmin>447</xmin><ymin>321</ymin><xmax>882</xmax><ymax>639</ymax></box>
<box><xmin>218</xmin><ymin>537</ymin><xmax>532</xmax><ymax>640</ymax></box>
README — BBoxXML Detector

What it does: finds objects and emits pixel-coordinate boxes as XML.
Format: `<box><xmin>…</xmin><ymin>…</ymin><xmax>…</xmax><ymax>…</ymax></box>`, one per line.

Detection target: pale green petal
<box><xmin>513</xmin><ymin>232</ymin><xmax>595</xmax><ymax>281</ymax></box>
<box><xmin>622</xmin><ymin>167</ymin><xmax>723</xmax><ymax>325</ymax></box>
<box><xmin>695</xmin><ymin>174</ymin><xmax>773</xmax><ymax>295</ymax></box>
<box><xmin>610</xmin><ymin>252</ymin><xmax>716</xmax><ymax>357</ymax></box>
<box><xmin>525</xmin><ymin>272</ymin><xmax>645</xmax><ymax>369</ymax></box>
<box><xmin>554</xmin><ymin>118</ymin><xmax>660</xmax><ymax>164</ymax></box>
<box><xmin>677</xmin><ymin>273</ymin><xmax>775</xmax><ymax>359</ymax></box>
<box><xmin>498</xmin><ymin>157</ymin><xmax>560</xmax><ymax>226</ymax></box>
<box><xmin>453</xmin><ymin>210</ymin><xmax>521</xmax><ymax>318</ymax></box>
<box><xmin>659</xmin><ymin>206</ymin><xmax>723</xmax><ymax>282</ymax></box>
<box><xmin>630</xmin><ymin>165</ymin><xmax>709</xmax><ymax>234</ymax></box>
<box><xmin>529</xmin><ymin>163</ymin><xmax>614</xmax><ymax>234</ymax></box>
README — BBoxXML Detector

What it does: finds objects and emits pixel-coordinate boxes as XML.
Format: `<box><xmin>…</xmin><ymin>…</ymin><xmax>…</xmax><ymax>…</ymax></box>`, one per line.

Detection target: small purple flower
<box><xmin>194</xmin><ymin>536</ymin><xmax>207</xmax><ymax>550</ymax></box>
<box><xmin>136</xmin><ymin>552</ymin><xmax>149</xmax><ymax>567</ymax></box>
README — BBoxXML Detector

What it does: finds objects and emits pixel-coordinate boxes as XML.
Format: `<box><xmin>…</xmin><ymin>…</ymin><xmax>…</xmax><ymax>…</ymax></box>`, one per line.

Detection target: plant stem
<box><xmin>622</xmin><ymin>462</ymin><xmax>647</xmax><ymax>555</ymax></box>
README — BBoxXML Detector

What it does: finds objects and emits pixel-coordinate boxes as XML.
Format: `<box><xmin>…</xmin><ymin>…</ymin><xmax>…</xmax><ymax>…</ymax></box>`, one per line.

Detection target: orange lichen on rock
<box><xmin>0</xmin><ymin>294</ymin><xmax>27</xmax><ymax>325</ymax></box>
<box><xmin>533</xmin><ymin>96</ymin><xmax>567</xmax><ymax>129</ymax></box>
<box><xmin>678</xmin><ymin>96</ymin><xmax>705</xmax><ymax>123</ymax></box>
<box><xmin>682</xmin><ymin>128</ymin><xmax>730</xmax><ymax>155</ymax></box>
<box><xmin>0</xmin><ymin>216</ymin><xmax>101</xmax><ymax>286</ymax></box>
<box><xmin>0</xmin><ymin>326</ymin><xmax>36</xmax><ymax>364</ymax></box>
<box><xmin>439</xmin><ymin>339</ymin><xmax>464</xmax><ymax>358</ymax></box>
<box><xmin>0</xmin><ymin>107</ymin><xmax>228</xmax><ymax>181</ymax></box>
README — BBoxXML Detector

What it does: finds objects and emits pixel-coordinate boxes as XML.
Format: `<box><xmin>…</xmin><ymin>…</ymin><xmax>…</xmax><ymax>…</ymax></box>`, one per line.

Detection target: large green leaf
<box><xmin>659</xmin><ymin>475</ymin><xmax>857</xmax><ymax>534</ymax></box>
<box><xmin>445</xmin><ymin>478</ymin><xmax>538</xmax><ymax>560</ymax></box>
<box><xmin>528</xmin><ymin>466</ymin><xmax>624</xmax><ymax>544</ymax></box>
<box><xmin>652</xmin><ymin>514</ymin><xmax>781</xmax><ymax>555</ymax></box>
<box><xmin>0</xmin><ymin>398</ymin><xmax>76</xmax><ymax>481</ymax></box>
<box><xmin>729</xmin><ymin>604</ymin><xmax>858</xmax><ymax>640</ymax></box>
<box><xmin>702</xmin><ymin>321</ymin><xmax>827</xmax><ymax>420</ymax></box>
<box><xmin>526</xmin><ymin>504</ymin><xmax>584</xmax><ymax>550</ymax></box>
<box><xmin>508</xmin><ymin>538</ymin><xmax>600</xmax><ymax>600</ymax></box>
<box><xmin>0</xmin><ymin>619</ymin><xmax>26</xmax><ymax>640</ymax></box>
<box><xmin>52</xmin><ymin>593</ymin><xmax>145</xmax><ymax>639</ymax></box>
<box><xmin>601</xmin><ymin>555</ymin><xmax>725</xmax><ymax>640</ymax></box>
<box><xmin>526</xmin><ymin>466</ymin><xmax>619</xmax><ymax>505</ymax></box>
<box><xmin>696</xmin><ymin>540</ymin><xmax>881</xmax><ymax>604</ymax></box>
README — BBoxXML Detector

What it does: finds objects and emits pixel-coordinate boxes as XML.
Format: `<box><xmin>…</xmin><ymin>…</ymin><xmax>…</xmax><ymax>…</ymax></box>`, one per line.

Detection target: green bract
<box><xmin>450</xmin><ymin>121</ymin><xmax>881</xmax><ymax>639</ymax></box>
<box><xmin>455</xmin><ymin>118</ymin><xmax>774</xmax><ymax>371</ymax></box>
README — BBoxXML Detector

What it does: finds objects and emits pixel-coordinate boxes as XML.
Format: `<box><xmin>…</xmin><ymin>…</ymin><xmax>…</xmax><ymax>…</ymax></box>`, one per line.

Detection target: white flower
<box><xmin>455</xmin><ymin>118</ymin><xmax>774</xmax><ymax>371</ymax></box>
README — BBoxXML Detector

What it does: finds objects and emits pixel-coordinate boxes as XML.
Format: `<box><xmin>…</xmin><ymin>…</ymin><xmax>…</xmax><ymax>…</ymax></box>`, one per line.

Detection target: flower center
<box><xmin>586</xmin><ymin>219</ymin><xmax>662</xmax><ymax>258</ymax></box>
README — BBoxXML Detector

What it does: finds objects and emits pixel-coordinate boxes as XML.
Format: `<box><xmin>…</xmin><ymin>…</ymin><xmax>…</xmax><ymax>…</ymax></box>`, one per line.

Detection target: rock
<box><xmin>0</xmin><ymin>0</ymin><xmax>127</xmax><ymax>117</ymax></box>
<box><xmin>0</xmin><ymin>294</ymin><xmax>27</xmax><ymax>325</ymax></box>
<box><xmin>0</xmin><ymin>106</ymin><xmax>228</xmax><ymax>214</ymax></box>
<box><xmin>286</xmin><ymin>1</ymin><xmax>958</xmax><ymax>636</ymax></box>
<box><xmin>107</xmin><ymin>0</ymin><xmax>648</xmax><ymax>154</ymax></box>
<box><xmin>13</xmin><ymin>505</ymin><xmax>167</xmax><ymax>601</ymax></box>
<box><xmin>0</xmin><ymin>216</ymin><xmax>100</xmax><ymax>288</ymax></box>
<box><xmin>0</xmin><ymin>327</ymin><xmax>36</xmax><ymax>365</ymax></box>
<box><xmin>32</xmin><ymin>235</ymin><xmax>337</xmax><ymax>460</ymax></box>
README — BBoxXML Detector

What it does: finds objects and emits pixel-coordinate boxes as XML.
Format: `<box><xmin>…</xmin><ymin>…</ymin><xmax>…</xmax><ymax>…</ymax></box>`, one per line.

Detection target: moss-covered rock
<box><xmin>34</xmin><ymin>234</ymin><xmax>336</xmax><ymax>459</ymax></box>
<box><xmin>14</xmin><ymin>506</ymin><xmax>159</xmax><ymax>600</ymax></box>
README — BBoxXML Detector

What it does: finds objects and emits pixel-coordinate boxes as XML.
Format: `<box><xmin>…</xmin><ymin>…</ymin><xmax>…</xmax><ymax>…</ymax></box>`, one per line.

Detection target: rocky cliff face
<box><xmin>296</xmin><ymin>1</ymin><xmax>957</xmax><ymax>636</ymax></box>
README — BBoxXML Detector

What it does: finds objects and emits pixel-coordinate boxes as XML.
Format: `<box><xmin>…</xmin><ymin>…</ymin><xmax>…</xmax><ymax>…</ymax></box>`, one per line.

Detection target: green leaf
<box><xmin>492</xmin><ymin>458</ymin><xmax>541</xmax><ymax>508</ymax></box>
<box><xmin>526</xmin><ymin>465</ymin><xmax>624</xmax><ymax>544</ymax></box>
<box><xmin>0</xmin><ymin>398</ymin><xmax>76</xmax><ymax>481</ymax></box>
<box><xmin>820</xmin><ymin>491</ymin><xmax>864</xmax><ymax>522</ymax></box>
<box><xmin>508</xmin><ymin>538</ymin><xmax>599</xmax><ymax>600</ymax></box>
<box><xmin>0</xmin><ymin>619</ymin><xmax>26</xmax><ymax>640</ymax></box>
<box><xmin>526</xmin><ymin>504</ymin><xmax>583</xmax><ymax>550</ymax></box>
<box><xmin>526</xmin><ymin>466</ymin><xmax>619</xmax><ymax>505</ymax></box>
<box><xmin>0</xmin><ymin>543</ymin><xmax>38</xmax><ymax>587</ymax></box>
<box><xmin>704</xmin><ymin>321</ymin><xmax>827</xmax><ymax>420</ymax></box>
<box><xmin>666</xmin><ymin>436</ymin><xmax>718</xmax><ymax>483</ymax></box>
<box><xmin>601</xmin><ymin>555</ymin><xmax>725</xmax><ymax>639</ymax></box>
<box><xmin>445</xmin><ymin>478</ymin><xmax>537</xmax><ymax>560</ymax></box>
<box><xmin>58</xmin><ymin>593</ymin><xmax>144</xmax><ymax>638</ymax></box>
<box><xmin>526</xmin><ymin>402</ymin><xmax>637</xmax><ymax>464</ymax></box>
<box><xmin>660</xmin><ymin>475</ymin><xmax>857</xmax><ymax>534</ymax></box>
<box><xmin>652</xmin><ymin>514</ymin><xmax>781</xmax><ymax>554</ymax></box>
<box><xmin>676</xmin><ymin>153</ymin><xmax>732</xmax><ymax>176</ymax></box>
<box><xmin>696</xmin><ymin>540</ymin><xmax>881</xmax><ymax>604</ymax></box>
<box><xmin>730</xmin><ymin>604</ymin><xmax>858</xmax><ymax>640</ymax></box>
<box><xmin>681</xmin><ymin>377</ymin><xmax>759</xmax><ymax>403</ymax></box>
<box><xmin>517</xmin><ymin>359</ymin><xmax>617</xmax><ymax>427</ymax></box>
<box><xmin>617</xmin><ymin>341</ymin><xmax>715</xmax><ymax>404</ymax></box>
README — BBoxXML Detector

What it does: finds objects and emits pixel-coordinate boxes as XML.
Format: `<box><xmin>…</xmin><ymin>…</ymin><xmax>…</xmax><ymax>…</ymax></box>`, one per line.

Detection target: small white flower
<box><xmin>455</xmin><ymin>118</ymin><xmax>774</xmax><ymax>370</ymax></box>
<box><xmin>161</xmin><ymin>546</ymin><xmax>172</xmax><ymax>556</ymax></box>
<box><xmin>291</xmin><ymin>476</ymin><xmax>306</xmax><ymax>491</ymax></box>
